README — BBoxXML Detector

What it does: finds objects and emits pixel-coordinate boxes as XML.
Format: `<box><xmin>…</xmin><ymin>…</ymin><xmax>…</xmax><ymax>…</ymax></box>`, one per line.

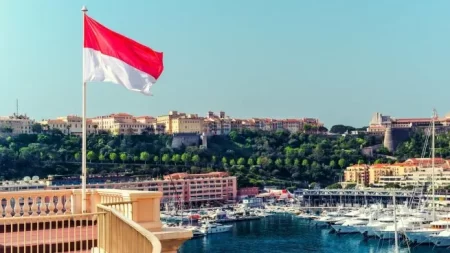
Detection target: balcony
<box><xmin>0</xmin><ymin>189</ymin><xmax>192</xmax><ymax>252</ymax></box>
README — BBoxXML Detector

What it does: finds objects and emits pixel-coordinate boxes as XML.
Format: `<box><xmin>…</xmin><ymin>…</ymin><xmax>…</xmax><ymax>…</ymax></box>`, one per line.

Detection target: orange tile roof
<box><xmin>109</xmin><ymin>113</ymin><xmax>133</xmax><ymax>117</ymax></box>
<box><xmin>370</xmin><ymin>164</ymin><xmax>390</xmax><ymax>168</ymax></box>
<box><xmin>135</xmin><ymin>116</ymin><xmax>154</xmax><ymax>119</ymax></box>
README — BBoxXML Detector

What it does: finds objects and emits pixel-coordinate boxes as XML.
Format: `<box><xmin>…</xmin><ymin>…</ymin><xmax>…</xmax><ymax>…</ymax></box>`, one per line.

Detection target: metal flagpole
<box><xmin>81</xmin><ymin>5</ymin><xmax>88</xmax><ymax>213</ymax></box>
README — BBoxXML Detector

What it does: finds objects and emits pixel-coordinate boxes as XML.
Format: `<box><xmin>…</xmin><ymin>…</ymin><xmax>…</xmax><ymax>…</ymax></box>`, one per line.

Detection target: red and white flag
<box><xmin>83</xmin><ymin>15</ymin><xmax>164</xmax><ymax>95</ymax></box>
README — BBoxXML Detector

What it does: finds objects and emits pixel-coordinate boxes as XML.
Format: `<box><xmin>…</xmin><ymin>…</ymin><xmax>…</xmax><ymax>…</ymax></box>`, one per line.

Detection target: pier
<box><xmin>300</xmin><ymin>189</ymin><xmax>417</xmax><ymax>208</ymax></box>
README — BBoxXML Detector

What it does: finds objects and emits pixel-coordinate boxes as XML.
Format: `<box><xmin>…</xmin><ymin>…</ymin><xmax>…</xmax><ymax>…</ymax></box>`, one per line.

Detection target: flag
<box><xmin>83</xmin><ymin>14</ymin><xmax>164</xmax><ymax>95</ymax></box>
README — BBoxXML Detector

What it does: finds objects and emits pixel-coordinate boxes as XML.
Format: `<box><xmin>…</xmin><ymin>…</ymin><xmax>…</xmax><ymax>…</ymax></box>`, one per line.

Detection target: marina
<box><xmin>180</xmin><ymin>213</ymin><xmax>448</xmax><ymax>253</ymax></box>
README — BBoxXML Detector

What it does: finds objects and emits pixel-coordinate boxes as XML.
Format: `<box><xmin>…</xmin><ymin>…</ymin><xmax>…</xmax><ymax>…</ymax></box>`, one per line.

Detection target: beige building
<box><xmin>0</xmin><ymin>115</ymin><xmax>34</xmax><ymax>134</ymax></box>
<box><xmin>156</xmin><ymin>111</ymin><xmax>186</xmax><ymax>134</ymax></box>
<box><xmin>171</xmin><ymin>114</ymin><xmax>203</xmax><ymax>134</ymax></box>
<box><xmin>157</xmin><ymin>111</ymin><xmax>207</xmax><ymax>134</ymax></box>
<box><xmin>91</xmin><ymin>113</ymin><xmax>157</xmax><ymax>135</ymax></box>
<box><xmin>344</xmin><ymin>164</ymin><xmax>369</xmax><ymax>186</ymax></box>
<box><xmin>42</xmin><ymin>115</ymin><xmax>95</xmax><ymax>136</ymax></box>
<box><xmin>344</xmin><ymin>158</ymin><xmax>450</xmax><ymax>186</ymax></box>
<box><xmin>204</xmin><ymin>111</ymin><xmax>232</xmax><ymax>136</ymax></box>
<box><xmin>368</xmin><ymin>164</ymin><xmax>393</xmax><ymax>185</ymax></box>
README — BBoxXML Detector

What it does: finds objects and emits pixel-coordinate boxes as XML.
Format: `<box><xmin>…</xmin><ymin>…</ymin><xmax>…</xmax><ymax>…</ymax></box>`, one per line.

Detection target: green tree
<box><xmin>285</xmin><ymin>158</ymin><xmax>292</xmax><ymax>167</ymax></box>
<box><xmin>74</xmin><ymin>152</ymin><xmax>81</xmax><ymax>161</ymax></box>
<box><xmin>329</xmin><ymin>160</ymin><xmax>336</xmax><ymax>168</ymax></box>
<box><xmin>275</xmin><ymin>158</ymin><xmax>283</xmax><ymax>168</ymax></box>
<box><xmin>221</xmin><ymin>157</ymin><xmax>228</xmax><ymax>166</ymax></box>
<box><xmin>181</xmin><ymin>153</ymin><xmax>191</xmax><ymax>165</ymax></box>
<box><xmin>192</xmin><ymin>155</ymin><xmax>200</xmax><ymax>165</ymax></box>
<box><xmin>31</xmin><ymin>124</ymin><xmax>43</xmax><ymax>133</ymax></box>
<box><xmin>99</xmin><ymin>154</ymin><xmax>105</xmax><ymax>163</ymax></box>
<box><xmin>302</xmin><ymin>159</ymin><xmax>309</xmax><ymax>168</ymax></box>
<box><xmin>120</xmin><ymin>153</ymin><xmax>128</xmax><ymax>163</ymax></box>
<box><xmin>153</xmin><ymin>155</ymin><xmax>160</xmax><ymax>164</ymax></box>
<box><xmin>162</xmin><ymin>154</ymin><xmax>170</xmax><ymax>165</ymax></box>
<box><xmin>294</xmin><ymin>158</ymin><xmax>300</xmax><ymax>168</ymax></box>
<box><xmin>172</xmin><ymin>154</ymin><xmax>181</xmax><ymax>165</ymax></box>
<box><xmin>326</xmin><ymin>183</ymin><xmax>342</xmax><ymax>189</ymax></box>
<box><xmin>338</xmin><ymin>158</ymin><xmax>346</xmax><ymax>169</ymax></box>
<box><xmin>140</xmin><ymin>152</ymin><xmax>150</xmax><ymax>164</ymax></box>
<box><xmin>237</xmin><ymin>157</ymin><xmax>246</xmax><ymax>166</ymax></box>
<box><xmin>247</xmin><ymin>158</ymin><xmax>254</xmax><ymax>166</ymax></box>
<box><xmin>87</xmin><ymin>151</ymin><xmax>96</xmax><ymax>163</ymax></box>
<box><xmin>109</xmin><ymin>152</ymin><xmax>117</xmax><ymax>163</ymax></box>
<box><xmin>230</xmin><ymin>159</ymin><xmax>236</xmax><ymax>166</ymax></box>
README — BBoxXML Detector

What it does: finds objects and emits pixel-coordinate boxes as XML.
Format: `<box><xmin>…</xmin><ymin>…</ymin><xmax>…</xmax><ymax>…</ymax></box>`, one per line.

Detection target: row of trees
<box><xmin>0</xmin><ymin>126</ymin><xmax>388</xmax><ymax>187</ymax></box>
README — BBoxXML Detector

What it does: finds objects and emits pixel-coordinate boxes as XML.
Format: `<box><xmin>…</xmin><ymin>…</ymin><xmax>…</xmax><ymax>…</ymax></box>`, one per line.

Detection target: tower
<box><xmin>383</xmin><ymin>126</ymin><xmax>394</xmax><ymax>152</ymax></box>
<box><xmin>201</xmin><ymin>131</ymin><xmax>208</xmax><ymax>149</ymax></box>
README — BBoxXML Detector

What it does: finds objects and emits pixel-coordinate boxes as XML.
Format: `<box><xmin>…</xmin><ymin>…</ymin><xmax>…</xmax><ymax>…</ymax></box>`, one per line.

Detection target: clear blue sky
<box><xmin>1</xmin><ymin>0</ymin><xmax>450</xmax><ymax>127</ymax></box>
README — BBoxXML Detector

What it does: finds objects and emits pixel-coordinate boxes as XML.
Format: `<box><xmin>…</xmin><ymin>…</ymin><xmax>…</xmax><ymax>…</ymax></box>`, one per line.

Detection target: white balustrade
<box><xmin>0</xmin><ymin>190</ymin><xmax>73</xmax><ymax>217</ymax></box>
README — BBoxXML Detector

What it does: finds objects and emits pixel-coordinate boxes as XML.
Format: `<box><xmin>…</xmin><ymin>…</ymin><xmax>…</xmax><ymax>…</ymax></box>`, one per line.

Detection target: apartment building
<box><xmin>47</xmin><ymin>172</ymin><xmax>237</xmax><ymax>205</ymax></box>
<box><xmin>171</xmin><ymin>114</ymin><xmax>203</xmax><ymax>134</ymax></box>
<box><xmin>204</xmin><ymin>111</ymin><xmax>232</xmax><ymax>136</ymax></box>
<box><xmin>0</xmin><ymin>115</ymin><xmax>34</xmax><ymax>134</ymax></box>
<box><xmin>344</xmin><ymin>164</ymin><xmax>369</xmax><ymax>186</ymax></box>
<box><xmin>367</xmin><ymin>112</ymin><xmax>450</xmax><ymax>135</ymax></box>
<box><xmin>39</xmin><ymin>111</ymin><xmax>324</xmax><ymax>136</ymax></box>
<box><xmin>378</xmin><ymin>167</ymin><xmax>450</xmax><ymax>187</ymax></box>
<box><xmin>42</xmin><ymin>115</ymin><xmax>97</xmax><ymax>136</ymax></box>
<box><xmin>344</xmin><ymin>158</ymin><xmax>450</xmax><ymax>186</ymax></box>
<box><xmin>90</xmin><ymin>113</ymin><xmax>157</xmax><ymax>135</ymax></box>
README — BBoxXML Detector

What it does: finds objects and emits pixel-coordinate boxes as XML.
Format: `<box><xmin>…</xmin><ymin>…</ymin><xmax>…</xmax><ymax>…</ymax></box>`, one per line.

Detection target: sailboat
<box><xmin>403</xmin><ymin>109</ymin><xmax>442</xmax><ymax>245</ymax></box>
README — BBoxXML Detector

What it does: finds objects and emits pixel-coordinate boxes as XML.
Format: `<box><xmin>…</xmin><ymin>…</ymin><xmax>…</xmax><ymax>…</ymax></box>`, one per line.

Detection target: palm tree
<box><xmin>66</xmin><ymin>124</ymin><xmax>71</xmax><ymax>135</ymax></box>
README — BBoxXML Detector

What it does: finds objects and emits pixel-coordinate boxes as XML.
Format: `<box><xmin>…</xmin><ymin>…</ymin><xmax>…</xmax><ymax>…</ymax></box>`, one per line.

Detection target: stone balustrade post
<box><xmin>128</xmin><ymin>191</ymin><xmax>163</xmax><ymax>232</ymax></box>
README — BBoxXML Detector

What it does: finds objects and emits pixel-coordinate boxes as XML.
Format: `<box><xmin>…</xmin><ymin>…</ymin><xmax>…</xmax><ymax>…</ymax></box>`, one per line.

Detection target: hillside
<box><xmin>0</xmin><ymin>128</ymin><xmax>386</xmax><ymax>188</ymax></box>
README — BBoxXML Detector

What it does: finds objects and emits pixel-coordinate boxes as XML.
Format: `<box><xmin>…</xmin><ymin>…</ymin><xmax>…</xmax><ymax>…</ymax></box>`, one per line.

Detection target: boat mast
<box><xmin>393</xmin><ymin>190</ymin><xmax>399</xmax><ymax>253</ymax></box>
<box><xmin>432</xmin><ymin>109</ymin><xmax>436</xmax><ymax>221</ymax></box>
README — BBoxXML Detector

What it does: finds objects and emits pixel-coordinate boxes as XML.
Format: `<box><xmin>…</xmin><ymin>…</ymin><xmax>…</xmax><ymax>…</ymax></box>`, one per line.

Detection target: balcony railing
<box><xmin>0</xmin><ymin>188</ymin><xmax>192</xmax><ymax>253</ymax></box>
<box><xmin>97</xmin><ymin>204</ymin><xmax>161</xmax><ymax>253</ymax></box>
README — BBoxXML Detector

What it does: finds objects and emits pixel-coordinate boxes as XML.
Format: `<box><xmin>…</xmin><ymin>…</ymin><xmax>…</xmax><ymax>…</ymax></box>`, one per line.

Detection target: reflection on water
<box><xmin>179</xmin><ymin>214</ymin><xmax>450</xmax><ymax>253</ymax></box>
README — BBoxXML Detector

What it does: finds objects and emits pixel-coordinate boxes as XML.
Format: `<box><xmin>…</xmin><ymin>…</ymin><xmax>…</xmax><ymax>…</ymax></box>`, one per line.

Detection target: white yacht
<box><xmin>332</xmin><ymin>218</ymin><xmax>370</xmax><ymax>234</ymax></box>
<box><xmin>200</xmin><ymin>222</ymin><xmax>233</xmax><ymax>234</ymax></box>
<box><xmin>184</xmin><ymin>226</ymin><xmax>205</xmax><ymax>238</ymax></box>
<box><xmin>404</xmin><ymin>216</ymin><xmax>450</xmax><ymax>244</ymax></box>
<box><xmin>430</xmin><ymin>230</ymin><xmax>450</xmax><ymax>247</ymax></box>
<box><xmin>359</xmin><ymin>216</ymin><xmax>395</xmax><ymax>237</ymax></box>
<box><xmin>376</xmin><ymin>216</ymin><xmax>429</xmax><ymax>240</ymax></box>
<box><xmin>314</xmin><ymin>211</ymin><xmax>345</xmax><ymax>225</ymax></box>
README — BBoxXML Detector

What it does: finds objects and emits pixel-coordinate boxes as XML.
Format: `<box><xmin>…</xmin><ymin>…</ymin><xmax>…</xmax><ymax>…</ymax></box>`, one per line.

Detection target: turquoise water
<box><xmin>179</xmin><ymin>214</ymin><xmax>450</xmax><ymax>253</ymax></box>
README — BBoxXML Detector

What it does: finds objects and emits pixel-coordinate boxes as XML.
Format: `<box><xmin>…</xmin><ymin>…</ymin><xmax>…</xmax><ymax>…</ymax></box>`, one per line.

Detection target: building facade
<box><xmin>344</xmin><ymin>164</ymin><xmax>369</xmax><ymax>186</ymax></box>
<box><xmin>367</xmin><ymin>112</ymin><xmax>450</xmax><ymax>135</ymax></box>
<box><xmin>39</xmin><ymin>111</ymin><xmax>324</xmax><ymax>136</ymax></box>
<box><xmin>343</xmin><ymin>158</ymin><xmax>450</xmax><ymax>187</ymax></box>
<box><xmin>0</xmin><ymin>115</ymin><xmax>34</xmax><ymax>134</ymax></box>
<box><xmin>47</xmin><ymin>172</ymin><xmax>238</xmax><ymax>206</ymax></box>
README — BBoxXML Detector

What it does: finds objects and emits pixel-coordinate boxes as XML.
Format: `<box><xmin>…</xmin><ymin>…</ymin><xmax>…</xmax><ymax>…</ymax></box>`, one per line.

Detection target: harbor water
<box><xmin>179</xmin><ymin>214</ymin><xmax>450</xmax><ymax>253</ymax></box>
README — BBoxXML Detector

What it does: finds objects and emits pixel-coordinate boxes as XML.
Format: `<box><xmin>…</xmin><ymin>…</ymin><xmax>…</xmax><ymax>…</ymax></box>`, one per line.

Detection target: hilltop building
<box><xmin>343</xmin><ymin>158</ymin><xmax>450</xmax><ymax>187</ymax></box>
<box><xmin>0</xmin><ymin>114</ymin><xmax>34</xmax><ymax>135</ymax></box>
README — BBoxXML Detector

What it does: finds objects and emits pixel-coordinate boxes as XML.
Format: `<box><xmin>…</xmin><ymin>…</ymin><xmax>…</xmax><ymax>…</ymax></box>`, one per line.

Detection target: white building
<box><xmin>91</xmin><ymin>113</ymin><xmax>157</xmax><ymax>135</ymax></box>
<box><xmin>378</xmin><ymin>167</ymin><xmax>450</xmax><ymax>187</ymax></box>
<box><xmin>41</xmin><ymin>115</ymin><xmax>95</xmax><ymax>136</ymax></box>
<box><xmin>0</xmin><ymin>115</ymin><xmax>34</xmax><ymax>134</ymax></box>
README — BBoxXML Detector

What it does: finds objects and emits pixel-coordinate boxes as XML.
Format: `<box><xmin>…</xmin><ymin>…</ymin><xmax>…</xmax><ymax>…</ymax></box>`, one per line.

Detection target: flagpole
<box><xmin>81</xmin><ymin>5</ymin><xmax>88</xmax><ymax>213</ymax></box>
